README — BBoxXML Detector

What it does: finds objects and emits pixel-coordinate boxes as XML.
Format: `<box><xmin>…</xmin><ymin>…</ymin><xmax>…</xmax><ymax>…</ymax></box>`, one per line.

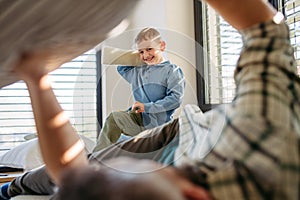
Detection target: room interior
<box><xmin>0</xmin><ymin>0</ymin><xmax>299</xmax><ymax>199</ymax></box>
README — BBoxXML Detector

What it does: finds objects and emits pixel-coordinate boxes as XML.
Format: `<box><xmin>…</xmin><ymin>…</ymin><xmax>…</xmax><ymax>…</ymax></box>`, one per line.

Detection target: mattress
<box><xmin>12</xmin><ymin>195</ymin><xmax>51</xmax><ymax>200</ymax></box>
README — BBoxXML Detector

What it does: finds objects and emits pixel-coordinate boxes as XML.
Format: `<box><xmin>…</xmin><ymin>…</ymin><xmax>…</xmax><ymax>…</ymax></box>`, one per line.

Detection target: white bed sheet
<box><xmin>12</xmin><ymin>195</ymin><xmax>51</xmax><ymax>200</ymax></box>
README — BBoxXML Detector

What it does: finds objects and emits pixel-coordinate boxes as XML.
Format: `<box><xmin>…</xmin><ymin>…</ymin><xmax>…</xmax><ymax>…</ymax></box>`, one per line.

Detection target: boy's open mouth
<box><xmin>144</xmin><ymin>56</ymin><xmax>154</xmax><ymax>62</ymax></box>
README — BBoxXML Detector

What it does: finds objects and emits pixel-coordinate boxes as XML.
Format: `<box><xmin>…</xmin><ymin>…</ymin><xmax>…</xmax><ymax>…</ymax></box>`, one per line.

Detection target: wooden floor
<box><xmin>0</xmin><ymin>172</ymin><xmax>24</xmax><ymax>185</ymax></box>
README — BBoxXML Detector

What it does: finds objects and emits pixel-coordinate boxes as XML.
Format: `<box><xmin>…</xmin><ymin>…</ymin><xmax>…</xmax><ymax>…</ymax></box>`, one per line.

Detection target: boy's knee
<box><xmin>106</xmin><ymin>111</ymin><xmax>127</xmax><ymax>125</ymax></box>
<box><xmin>106</xmin><ymin>111</ymin><xmax>121</xmax><ymax>120</ymax></box>
<box><xmin>105</xmin><ymin>112</ymin><xmax>119</xmax><ymax>124</ymax></box>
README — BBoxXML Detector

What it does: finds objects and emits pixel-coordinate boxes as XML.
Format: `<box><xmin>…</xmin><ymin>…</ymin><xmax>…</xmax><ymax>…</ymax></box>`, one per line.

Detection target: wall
<box><xmin>100</xmin><ymin>0</ymin><xmax>197</xmax><ymax>121</ymax></box>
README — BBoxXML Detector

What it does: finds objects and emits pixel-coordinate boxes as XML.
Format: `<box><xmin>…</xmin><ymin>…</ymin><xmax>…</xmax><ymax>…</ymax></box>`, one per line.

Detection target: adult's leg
<box><xmin>8</xmin><ymin>167</ymin><xmax>55</xmax><ymax>197</ymax></box>
<box><xmin>90</xmin><ymin>119</ymin><xmax>179</xmax><ymax>165</ymax></box>
<box><xmin>6</xmin><ymin>119</ymin><xmax>179</xmax><ymax>197</ymax></box>
<box><xmin>93</xmin><ymin>111</ymin><xmax>145</xmax><ymax>152</ymax></box>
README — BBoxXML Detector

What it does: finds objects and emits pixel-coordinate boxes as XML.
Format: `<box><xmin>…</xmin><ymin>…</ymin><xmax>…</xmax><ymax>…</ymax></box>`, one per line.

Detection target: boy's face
<box><xmin>137</xmin><ymin>40</ymin><xmax>166</xmax><ymax>65</ymax></box>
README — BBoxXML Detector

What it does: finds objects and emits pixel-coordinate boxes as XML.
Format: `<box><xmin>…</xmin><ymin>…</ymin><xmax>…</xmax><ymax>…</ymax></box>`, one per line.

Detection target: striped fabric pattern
<box><xmin>174</xmin><ymin>20</ymin><xmax>300</xmax><ymax>200</ymax></box>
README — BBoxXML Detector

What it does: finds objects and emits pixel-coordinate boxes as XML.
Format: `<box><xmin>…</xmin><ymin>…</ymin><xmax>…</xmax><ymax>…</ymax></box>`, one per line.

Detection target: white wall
<box><xmin>101</xmin><ymin>0</ymin><xmax>197</xmax><ymax>120</ymax></box>
<box><xmin>165</xmin><ymin>0</ymin><xmax>197</xmax><ymax>116</ymax></box>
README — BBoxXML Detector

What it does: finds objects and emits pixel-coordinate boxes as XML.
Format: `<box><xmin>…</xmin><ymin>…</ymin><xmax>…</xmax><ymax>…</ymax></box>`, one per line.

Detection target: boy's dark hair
<box><xmin>54</xmin><ymin>165</ymin><xmax>185</xmax><ymax>200</ymax></box>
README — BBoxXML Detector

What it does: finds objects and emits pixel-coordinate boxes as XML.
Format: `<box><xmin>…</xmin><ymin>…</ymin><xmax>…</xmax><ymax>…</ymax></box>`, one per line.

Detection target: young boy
<box><xmin>93</xmin><ymin>27</ymin><xmax>185</xmax><ymax>151</ymax></box>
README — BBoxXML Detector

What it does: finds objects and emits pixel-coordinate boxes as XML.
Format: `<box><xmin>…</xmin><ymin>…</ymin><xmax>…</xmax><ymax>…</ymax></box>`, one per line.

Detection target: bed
<box><xmin>12</xmin><ymin>195</ymin><xmax>51</xmax><ymax>200</ymax></box>
<box><xmin>0</xmin><ymin>135</ymin><xmax>95</xmax><ymax>199</ymax></box>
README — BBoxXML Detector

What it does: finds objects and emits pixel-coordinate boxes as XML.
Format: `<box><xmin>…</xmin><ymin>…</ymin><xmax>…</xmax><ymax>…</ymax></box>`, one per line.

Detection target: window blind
<box><xmin>202</xmin><ymin>4</ymin><xmax>242</xmax><ymax>104</ymax></box>
<box><xmin>283</xmin><ymin>0</ymin><xmax>300</xmax><ymax>73</ymax></box>
<box><xmin>0</xmin><ymin>50</ymin><xmax>98</xmax><ymax>155</ymax></box>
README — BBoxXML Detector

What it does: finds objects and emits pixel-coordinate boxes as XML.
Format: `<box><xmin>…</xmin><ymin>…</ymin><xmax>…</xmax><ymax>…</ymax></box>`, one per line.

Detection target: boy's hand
<box><xmin>132</xmin><ymin>101</ymin><xmax>145</xmax><ymax>113</ymax></box>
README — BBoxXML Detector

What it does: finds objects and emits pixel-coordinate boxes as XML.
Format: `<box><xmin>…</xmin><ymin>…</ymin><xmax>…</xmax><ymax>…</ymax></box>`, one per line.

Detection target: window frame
<box><xmin>194</xmin><ymin>0</ymin><xmax>216</xmax><ymax>112</ymax></box>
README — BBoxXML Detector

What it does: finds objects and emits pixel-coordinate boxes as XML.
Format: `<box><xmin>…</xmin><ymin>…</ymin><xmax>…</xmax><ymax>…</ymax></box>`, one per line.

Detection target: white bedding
<box><xmin>12</xmin><ymin>195</ymin><xmax>51</xmax><ymax>200</ymax></box>
<box><xmin>0</xmin><ymin>135</ymin><xmax>95</xmax><ymax>171</ymax></box>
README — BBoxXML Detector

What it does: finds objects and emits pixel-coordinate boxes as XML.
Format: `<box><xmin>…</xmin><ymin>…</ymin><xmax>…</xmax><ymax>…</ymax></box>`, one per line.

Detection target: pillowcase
<box><xmin>0</xmin><ymin>135</ymin><xmax>95</xmax><ymax>171</ymax></box>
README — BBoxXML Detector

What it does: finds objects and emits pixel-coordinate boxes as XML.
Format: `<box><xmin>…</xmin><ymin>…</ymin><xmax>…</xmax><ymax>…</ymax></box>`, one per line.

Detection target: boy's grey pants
<box><xmin>93</xmin><ymin>110</ymin><xmax>145</xmax><ymax>152</ymax></box>
<box><xmin>8</xmin><ymin>119</ymin><xmax>179</xmax><ymax>198</ymax></box>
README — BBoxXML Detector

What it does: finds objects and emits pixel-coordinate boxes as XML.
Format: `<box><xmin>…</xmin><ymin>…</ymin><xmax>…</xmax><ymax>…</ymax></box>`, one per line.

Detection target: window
<box><xmin>0</xmin><ymin>50</ymin><xmax>98</xmax><ymax>155</ymax></box>
<box><xmin>194</xmin><ymin>0</ymin><xmax>300</xmax><ymax>111</ymax></box>
<box><xmin>282</xmin><ymin>0</ymin><xmax>300</xmax><ymax>71</ymax></box>
<box><xmin>194</xmin><ymin>0</ymin><xmax>242</xmax><ymax>111</ymax></box>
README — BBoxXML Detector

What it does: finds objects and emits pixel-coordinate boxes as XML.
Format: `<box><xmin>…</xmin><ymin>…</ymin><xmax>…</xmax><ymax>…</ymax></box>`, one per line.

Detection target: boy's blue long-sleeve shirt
<box><xmin>117</xmin><ymin>61</ymin><xmax>185</xmax><ymax>129</ymax></box>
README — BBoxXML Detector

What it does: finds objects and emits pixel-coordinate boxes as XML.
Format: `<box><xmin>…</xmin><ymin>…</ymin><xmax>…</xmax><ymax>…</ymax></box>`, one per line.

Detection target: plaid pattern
<box><xmin>174</xmin><ymin>20</ymin><xmax>300</xmax><ymax>199</ymax></box>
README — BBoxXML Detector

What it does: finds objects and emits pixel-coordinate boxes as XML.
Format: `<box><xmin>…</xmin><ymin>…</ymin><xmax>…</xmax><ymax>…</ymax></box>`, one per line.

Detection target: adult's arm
<box><xmin>176</xmin><ymin>0</ymin><xmax>299</xmax><ymax>199</ymax></box>
<box><xmin>204</xmin><ymin>0</ymin><xmax>277</xmax><ymax>30</ymax></box>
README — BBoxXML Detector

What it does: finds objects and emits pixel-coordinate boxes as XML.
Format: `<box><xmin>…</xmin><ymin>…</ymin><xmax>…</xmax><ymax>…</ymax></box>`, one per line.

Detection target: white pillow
<box><xmin>102</xmin><ymin>46</ymin><xmax>145</xmax><ymax>66</ymax></box>
<box><xmin>0</xmin><ymin>135</ymin><xmax>95</xmax><ymax>171</ymax></box>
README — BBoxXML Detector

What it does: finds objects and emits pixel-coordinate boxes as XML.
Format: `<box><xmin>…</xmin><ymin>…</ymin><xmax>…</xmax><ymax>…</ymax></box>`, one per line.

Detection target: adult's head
<box><xmin>55</xmin><ymin>157</ymin><xmax>210</xmax><ymax>200</ymax></box>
